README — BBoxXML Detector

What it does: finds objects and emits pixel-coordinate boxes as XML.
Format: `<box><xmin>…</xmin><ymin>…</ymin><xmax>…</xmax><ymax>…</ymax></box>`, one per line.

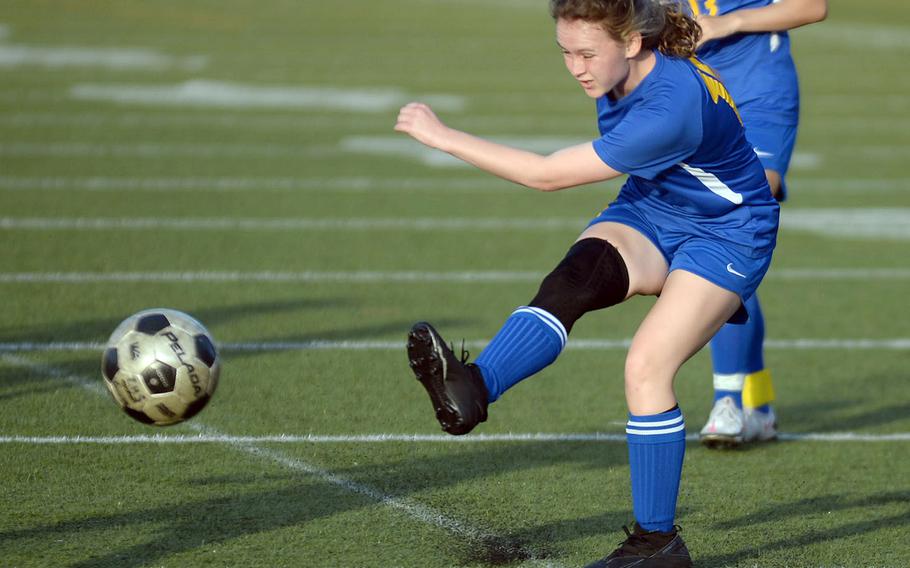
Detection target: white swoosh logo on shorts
<box><xmin>726</xmin><ymin>263</ymin><xmax>747</xmax><ymax>278</ymax></box>
<box><xmin>754</xmin><ymin>148</ymin><xmax>775</xmax><ymax>158</ymax></box>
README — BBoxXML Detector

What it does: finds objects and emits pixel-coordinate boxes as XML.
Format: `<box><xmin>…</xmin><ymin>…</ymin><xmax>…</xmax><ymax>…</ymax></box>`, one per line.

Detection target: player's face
<box><xmin>556</xmin><ymin>18</ymin><xmax>631</xmax><ymax>99</ymax></box>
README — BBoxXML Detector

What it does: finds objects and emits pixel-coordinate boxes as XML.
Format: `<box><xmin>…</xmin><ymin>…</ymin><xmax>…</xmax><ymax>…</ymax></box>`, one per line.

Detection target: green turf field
<box><xmin>1</xmin><ymin>1</ymin><xmax>909</xmax><ymax>566</ymax></box>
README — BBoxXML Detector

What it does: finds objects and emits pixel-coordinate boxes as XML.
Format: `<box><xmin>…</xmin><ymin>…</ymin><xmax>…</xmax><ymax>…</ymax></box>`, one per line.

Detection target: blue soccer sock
<box><xmin>474</xmin><ymin>306</ymin><xmax>566</xmax><ymax>403</ymax></box>
<box><xmin>710</xmin><ymin>293</ymin><xmax>765</xmax><ymax>410</ymax></box>
<box><xmin>626</xmin><ymin>406</ymin><xmax>686</xmax><ymax>533</ymax></box>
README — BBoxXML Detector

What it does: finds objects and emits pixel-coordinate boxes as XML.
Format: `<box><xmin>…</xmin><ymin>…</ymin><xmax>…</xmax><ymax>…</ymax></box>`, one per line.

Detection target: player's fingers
<box><xmin>396</xmin><ymin>104</ymin><xmax>424</xmax><ymax>123</ymax></box>
<box><xmin>393</xmin><ymin>119</ymin><xmax>415</xmax><ymax>134</ymax></box>
<box><xmin>395</xmin><ymin>104</ymin><xmax>417</xmax><ymax>122</ymax></box>
<box><xmin>400</xmin><ymin>101</ymin><xmax>428</xmax><ymax>113</ymax></box>
<box><xmin>394</xmin><ymin>110</ymin><xmax>420</xmax><ymax>133</ymax></box>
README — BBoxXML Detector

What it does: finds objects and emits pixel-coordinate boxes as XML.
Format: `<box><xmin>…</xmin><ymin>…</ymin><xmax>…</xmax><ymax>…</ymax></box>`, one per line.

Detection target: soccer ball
<box><xmin>101</xmin><ymin>308</ymin><xmax>220</xmax><ymax>426</ymax></box>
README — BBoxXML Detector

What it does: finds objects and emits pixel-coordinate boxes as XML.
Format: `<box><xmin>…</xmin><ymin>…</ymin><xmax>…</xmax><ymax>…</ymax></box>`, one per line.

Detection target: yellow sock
<box><xmin>743</xmin><ymin>369</ymin><xmax>775</xmax><ymax>409</ymax></box>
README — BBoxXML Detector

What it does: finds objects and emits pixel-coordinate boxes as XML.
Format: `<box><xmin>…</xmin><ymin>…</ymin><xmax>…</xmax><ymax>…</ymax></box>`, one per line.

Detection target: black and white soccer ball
<box><xmin>101</xmin><ymin>308</ymin><xmax>220</xmax><ymax>426</ymax></box>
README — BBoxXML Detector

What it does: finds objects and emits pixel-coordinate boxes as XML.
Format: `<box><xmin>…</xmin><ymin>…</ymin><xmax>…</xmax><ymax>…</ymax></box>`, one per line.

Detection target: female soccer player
<box><xmin>692</xmin><ymin>0</ymin><xmax>828</xmax><ymax>449</ymax></box>
<box><xmin>395</xmin><ymin>1</ymin><xmax>779</xmax><ymax>565</ymax></box>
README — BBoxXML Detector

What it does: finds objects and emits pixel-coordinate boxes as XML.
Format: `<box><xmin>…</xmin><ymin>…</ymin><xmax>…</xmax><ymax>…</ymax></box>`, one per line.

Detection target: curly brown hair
<box><xmin>549</xmin><ymin>0</ymin><xmax>701</xmax><ymax>58</ymax></box>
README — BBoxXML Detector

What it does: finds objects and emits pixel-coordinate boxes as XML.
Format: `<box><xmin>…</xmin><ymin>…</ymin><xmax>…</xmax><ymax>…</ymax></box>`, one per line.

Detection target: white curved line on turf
<box><xmin>0</xmin><ymin>353</ymin><xmax>553</xmax><ymax>565</ymax></box>
<box><xmin>182</xmin><ymin>423</ymin><xmax>551</xmax><ymax>564</ymax></box>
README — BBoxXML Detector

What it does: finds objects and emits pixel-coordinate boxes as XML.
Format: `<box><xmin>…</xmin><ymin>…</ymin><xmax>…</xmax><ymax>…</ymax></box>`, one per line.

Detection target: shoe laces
<box><xmin>616</xmin><ymin>525</ymin><xmax>650</xmax><ymax>555</ymax></box>
<box><xmin>615</xmin><ymin>524</ymin><xmax>679</xmax><ymax>556</ymax></box>
<box><xmin>450</xmin><ymin>339</ymin><xmax>470</xmax><ymax>364</ymax></box>
<box><xmin>712</xmin><ymin>399</ymin><xmax>742</xmax><ymax>422</ymax></box>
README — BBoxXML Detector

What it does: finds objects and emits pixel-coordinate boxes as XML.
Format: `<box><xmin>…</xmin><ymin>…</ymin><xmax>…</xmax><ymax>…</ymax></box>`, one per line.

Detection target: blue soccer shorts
<box><xmin>587</xmin><ymin>197</ymin><xmax>777</xmax><ymax>323</ymax></box>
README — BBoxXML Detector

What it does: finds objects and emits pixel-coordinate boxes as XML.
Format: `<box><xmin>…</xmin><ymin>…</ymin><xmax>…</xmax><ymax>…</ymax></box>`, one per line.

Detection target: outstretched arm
<box><xmin>394</xmin><ymin>102</ymin><xmax>621</xmax><ymax>192</ymax></box>
<box><xmin>696</xmin><ymin>0</ymin><xmax>828</xmax><ymax>47</ymax></box>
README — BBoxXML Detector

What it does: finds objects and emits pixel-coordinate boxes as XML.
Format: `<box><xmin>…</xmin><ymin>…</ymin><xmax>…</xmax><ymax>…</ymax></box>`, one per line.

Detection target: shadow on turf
<box><xmin>697</xmin><ymin>491</ymin><xmax>910</xmax><ymax>567</ymax></box>
<box><xmin>0</xmin><ymin>297</ymin><xmax>349</xmax><ymax>344</ymax></box>
<box><xmin>0</xmin><ymin>360</ymin><xmax>84</xmax><ymax>402</ymax></box>
<box><xmin>2</xmin><ymin>297</ymin><xmax>475</xmax><ymax>362</ymax></box>
<box><xmin>0</xmin><ymin>441</ymin><xmax>629</xmax><ymax>567</ymax></box>
<box><xmin>779</xmin><ymin>396</ymin><xmax>910</xmax><ymax>433</ymax></box>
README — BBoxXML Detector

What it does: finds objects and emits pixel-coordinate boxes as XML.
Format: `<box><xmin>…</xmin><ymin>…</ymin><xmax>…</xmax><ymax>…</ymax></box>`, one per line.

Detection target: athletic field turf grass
<box><xmin>1</xmin><ymin>1</ymin><xmax>908</xmax><ymax>566</ymax></box>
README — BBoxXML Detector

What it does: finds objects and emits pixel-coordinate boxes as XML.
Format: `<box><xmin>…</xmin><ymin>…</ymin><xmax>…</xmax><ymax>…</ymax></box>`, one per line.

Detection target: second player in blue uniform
<box><xmin>686</xmin><ymin>0</ymin><xmax>828</xmax><ymax>448</ymax></box>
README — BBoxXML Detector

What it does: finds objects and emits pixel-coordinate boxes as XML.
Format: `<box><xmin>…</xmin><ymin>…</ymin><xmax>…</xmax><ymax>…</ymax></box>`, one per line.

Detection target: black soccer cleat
<box><xmin>406</xmin><ymin>322</ymin><xmax>489</xmax><ymax>436</ymax></box>
<box><xmin>585</xmin><ymin>523</ymin><xmax>693</xmax><ymax>568</ymax></box>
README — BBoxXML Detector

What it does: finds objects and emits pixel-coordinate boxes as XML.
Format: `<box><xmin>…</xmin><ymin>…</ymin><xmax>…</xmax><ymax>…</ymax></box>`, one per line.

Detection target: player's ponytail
<box><xmin>550</xmin><ymin>0</ymin><xmax>701</xmax><ymax>59</ymax></box>
<box><xmin>654</xmin><ymin>1</ymin><xmax>701</xmax><ymax>58</ymax></box>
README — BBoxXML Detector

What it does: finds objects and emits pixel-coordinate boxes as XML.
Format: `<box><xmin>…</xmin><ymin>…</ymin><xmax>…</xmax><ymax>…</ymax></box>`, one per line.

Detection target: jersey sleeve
<box><xmin>592</xmin><ymin>85</ymin><xmax>703</xmax><ymax>179</ymax></box>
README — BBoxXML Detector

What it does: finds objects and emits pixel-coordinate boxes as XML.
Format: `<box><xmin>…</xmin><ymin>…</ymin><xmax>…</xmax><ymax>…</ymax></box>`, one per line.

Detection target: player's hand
<box><xmin>394</xmin><ymin>102</ymin><xmax>450</xmax><ymax>150</ymax></box>
<box><xmin>695</xmin><ymin>14</ymin><xmax>741</xmax><ymax>48</ymax></box>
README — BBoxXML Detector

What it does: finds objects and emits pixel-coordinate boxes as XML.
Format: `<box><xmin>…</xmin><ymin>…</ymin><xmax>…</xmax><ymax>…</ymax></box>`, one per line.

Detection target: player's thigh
<box><xmin>627</xmin><ymin>269</ymin><xmax>741</xmax><ymax>381</ymax></box>
<box><xmin>576</xmin><ymin>222</ymin><xmax>668</xmax><ymax>297</ymax></box>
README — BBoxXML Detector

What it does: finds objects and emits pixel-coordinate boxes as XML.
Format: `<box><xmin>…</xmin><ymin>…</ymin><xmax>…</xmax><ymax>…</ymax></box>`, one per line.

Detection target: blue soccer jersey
<box><xmin>592</xmin><ymin>52</ymin><xmax>778</xmax><ymax>254</ymax></box>
<box><xmin>688</xmin><ymin>0</ymin><xmax>800</xmax><ymax>126</ymax></box>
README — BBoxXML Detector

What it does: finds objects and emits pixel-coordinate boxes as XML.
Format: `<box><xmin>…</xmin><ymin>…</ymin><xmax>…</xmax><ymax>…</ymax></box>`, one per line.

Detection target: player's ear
<box><xmin>625</xmin><ymin>32</ymin><xmax>642</xmax><ymax>58</ymax></box>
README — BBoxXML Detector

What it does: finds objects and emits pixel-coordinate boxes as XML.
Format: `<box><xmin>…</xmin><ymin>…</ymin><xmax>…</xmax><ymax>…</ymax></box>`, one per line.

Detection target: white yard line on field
<box><xmin>0</xmin><ymin>175</ymin><xmax>905</xmax><ymax>194</ymax></box>
<box><xmin>0</xmin><ymin>44</ymin><xmax>206</xmax><ymax>70</ymax></box>
<box><xmin>2</xmin><ymin>338</ymin><xmax>909</xmax><ymax>353</ymax></box>
<box><xmin>3</xmin><ymin>209</ymin><xmax>910</xmax><ymax>239</ymax></box>
<box><xmin>0</xmin><ymin>111</ymin><xmax>392</xmax><ymax>131</ymax></box>
<box><xmin>70</xmin><ymin>81</ymin><xmax>466</xmax><ymax>113</ymax></box>
<box><xmin>812</xmin><ymin>95</ymin><xmax>910</xmax><ymax>115</ymax></box>
<box><xmin>2</xmin><ymin>138</ymin><xmax>905</xmax><ymax>165</ymax></box>
<box><xmin>801</xmin><ymin>22</ymin><xmax>910</xmax><ymax>51</ymax></box>
<box><xmin>0</xmin><ymin>270</ymin><xmax>544</xmax><ymax>283</ymax></box>
<box><xmin>339</xmin><ymin>136</ymin><xmax>832</xmax><ymax>170</ymax></box>
<box><xmin>5</xmin><ymin>111</ymin><xmax>910</xmax><ymax>136</ymax></box>
<box><xmin>782</xmin><ymin>209</ymin><xmax>910</xmax><ymax>239</ymax></box>
<box><xmin>0</xmin><ymin>268</ymin><xmax>909</xmax><ymax>285</ymax></box>
<box><xmin>0</xmin><ymin>353</ymin><xmax>555</xmax><ymax>565</ymax></box>
<box><xmin>0</xmin><ymin>216</ymin><xmax>583</xmax><ymax>231</ymax></box>
<box><xmin>0</xmin><ymin>175</ymin><xmax>521</xmax><ymax>193</ymax></box>
<box><xmin>1</xmin><ymin>432</ymin><xmax>909</xmax><ymax>444</ymax></box>
<box><xmin>0</xmin><ymin>142</ymin><xmax>332</xmax><ymax>159</ymax></box>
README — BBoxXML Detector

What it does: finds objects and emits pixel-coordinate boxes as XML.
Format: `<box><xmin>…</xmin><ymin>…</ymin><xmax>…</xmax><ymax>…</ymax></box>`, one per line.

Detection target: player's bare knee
<box><xmin>529</xmin><ymin>238</ymin><xmax>629</xmax><ymax>333</ymax></box>
<box><xmin>624</xmin><ymin>347</ymin><xmax>676</xmax><ymax>391</ymax></box>
<box><xmin>624</xmin><ymin>349</ymin><xmax>655</xmax><ymax>390</ymax></box>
